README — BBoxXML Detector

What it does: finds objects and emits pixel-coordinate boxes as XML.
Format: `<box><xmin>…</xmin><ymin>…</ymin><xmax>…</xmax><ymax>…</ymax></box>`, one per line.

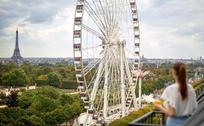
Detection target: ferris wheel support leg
<box><xmin>133</xmin><ymin>75</ymin><xmax>139</xmax><ymax>108</ymax></box>
<box><xmin>120</xmin><ymin>43</ymin><xmax>126</xmax><ymax>117</ymax></box>
<box><xmin>138</xmin><ymin>77</ymin><xmax>142</xmax><ymax>108</ymax></box>
<box><xmin>123</xmin><ymin>48</ymin><xmax>137</xmax><ymax>109</ymax></box>
<box><xmin>90</xmin><ymin>58</ymin><xmax>104</xmax><ymax>106</ymax></box>
<box><xmin>132</xmin><ymin>87</ymin><xmax>137</xmax><ymax>109</ymax></box>
<box><xmin>103</xmin><ymin>58</ymin><xmax>108</xmax><ymax>119</ymax></box>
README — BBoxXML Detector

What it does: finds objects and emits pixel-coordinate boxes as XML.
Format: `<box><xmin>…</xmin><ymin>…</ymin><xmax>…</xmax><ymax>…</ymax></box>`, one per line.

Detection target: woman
<box><xmin>155</xmin><ymin>63</ymin><xmax>198</xmax><ymax>126</ymax></box>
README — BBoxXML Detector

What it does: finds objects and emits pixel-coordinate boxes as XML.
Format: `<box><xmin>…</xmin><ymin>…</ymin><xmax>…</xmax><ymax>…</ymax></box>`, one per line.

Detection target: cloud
<box><xmin>0</xmin><ymin>0</ymin><xmax>75</xmax><ymax>57</ymax></box>
<box><xmin>0</xmin><ymin>0</ymin><xmax>203</xmax><ymax>59</ymax></box>
<box><xmin>137</xmin><ymin>0</ymin><xmax>204</xmax><ymax>58</ymax></box>
<box><xmin>0</xmin><ymin>0</ymin><xmax>74</xmax><ymax>28</ymax></box>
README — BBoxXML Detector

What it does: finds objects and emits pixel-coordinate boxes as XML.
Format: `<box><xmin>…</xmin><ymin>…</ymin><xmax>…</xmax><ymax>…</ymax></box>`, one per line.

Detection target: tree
<box><xmin>37</xmin><ymin>66</ymin><xmax>53</xmax><ymax>76</ymax></box>
<box><xmin>47</xmin><ymin>72</ymin><xmax>61</xmax><ymax>87</ymax></box>
<box><xmin>29</xmin><ymin>115</ymin><xmax>46</xmax><ymax>126</ymax></box>
<box><xmin>1</xmin><ymin>68</ymin><xmax>29</xmax><ymax>87</ymax></box>
<box><xmin>0</xmin><ymin>107</ymin><xmax>27</xmax><ymax>125</ymax></box>
<box><xmin>0</xmin><ymin>92</ymin><xmax>6</xmax><ymax>105</ymax></box>
<box><xmin>51</xmin><ymin>107</ymin><xmax>67</xmax><ymax>125</ymax></box>
<box><xmin>27</xmin><ymin>96</ymin><xmax>57</xmax><ymax>114</ymax></box>
<box><xmin>18</xmin><ymin>91</ymin><xmax>35</xmax><ymax>109</ymax></box>
<box><xmin>14</xmin><ymin>115</ymin><xmax>45</xmax><ymax>126</ymax></box>
<box><xmin>6</xmin><ymin>90</ymin><xmax>18</xmax><ymax>107</ymax></box>
<box><xmin>64</xmin><ymin>101</ymin><xmax>84</xmax><ymax>125</ymax></box>
<box><xmin>59</xmin><ymin>68</ymin><xmax>68</xmax><ymax>78</ymax></box>
<box><xmin>43</xmin><ymin>112</ymin><xmax>57</xmax><ymax>126</ymax></box>
<box><xmin>0</xmin><ymin>113</ymin><xmax>8</xmax><ymax>124</ymax></box>
<box><xmin>19</xmin><ymin>86</ymin><xmax>60</xmax><ymax>113</ymax></box>
<box><xmin>58</xmin><ymin>94</ymin><xmax>75</xmax><ymax>106</ymax></box>
<box><xmin>15</xmin><ymin>116</ymin><xmax>33</xmax><ymax>126</ymax></box>
<box><xmin>37</xmin><ymin>75</ymin><xmax>48</xmax><ymax>80</ymax></box>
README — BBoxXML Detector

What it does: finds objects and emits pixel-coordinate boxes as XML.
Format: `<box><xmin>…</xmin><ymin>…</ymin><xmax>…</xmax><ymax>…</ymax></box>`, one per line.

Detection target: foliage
<box><xmin>62</xmin><ymin>81</ymin><xmax>78</xmax><ymax>89</ymax></box>
<box><xmin>0</xmin><ymin>63</ymin><xmax>77</xmax><ymax>89</ymax></box>
<box><xmin>1</xmin><ymin>68</ymin><xmax>29</xmax><ymax>87</ymax></box>
<box><xmin>0</xmin><ymin>86</ymin><xmax>84</xmax><ymax>126</ymax></box>
<box><xmin>109</xmin><ymin>105</ymin><xmax>154</xmax><ymax>126</ymax></box>
<box><xmin>17</xmin><ymin>86</ymin><xmax>83</xmax><ymax>125</ymax></box>
<box><xmin>0</xmin><ymin>107</ymin><xmax>27</xmax><ymax>125</ymax></box>
<box><xmin>0</xmin><ymin>92</ymin><xmax>6</xmax><ymax>105</ymax></box>
<box><xmin>14</xmin><ymin>115</ymin><xmax>46</xmax><ymax>126</ymax></box>
<box><xmin>18</xmin><ymin>86</ymin><xmax>60</xmax><ymax>109</ymax></box>
<box><xmin>47</xmin><ymin>72</ymin><xmax>62</xmax><ymax>87</ymax></box>
<box><xmin>193</xmin><ymin>78</ymin><xmax>204</xmax><ymax>88</ymax></box>
<box><xmin>6</xmin><ymin>91</ymin><xmax>18</xmax><ymax>107</ymax></box>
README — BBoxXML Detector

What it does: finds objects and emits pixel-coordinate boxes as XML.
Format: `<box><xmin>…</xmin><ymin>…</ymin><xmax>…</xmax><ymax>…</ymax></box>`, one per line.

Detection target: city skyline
<box><xmin>0</xmin><ymin>0</ymin><xmax>204</xmax><ymax>59</ymax></box>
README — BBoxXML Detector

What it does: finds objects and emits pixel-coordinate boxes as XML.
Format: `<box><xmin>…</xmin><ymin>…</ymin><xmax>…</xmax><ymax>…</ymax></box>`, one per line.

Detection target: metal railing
<box><xmin>195</xmin><ymin>83</ymin><xmax>204</xmax><ymax>104</ymax></box>
<box><xmin>129</xmin><ymin>83</ymin><xmax>204</xmax><ymax>126</ymax></box>
<box><xmin>129</xmin><ymin>111</ymin><xmax>166</xmax><ymax>126</ymax></box>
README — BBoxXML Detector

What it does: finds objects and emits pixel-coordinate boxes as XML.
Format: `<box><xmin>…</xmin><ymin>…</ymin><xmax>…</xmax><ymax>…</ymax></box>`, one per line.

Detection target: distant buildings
<box><xmin>0</xmin><ymin>56</ymin><xmax>203</xmax><ymax>66</ymax></box>
<box><xmin>141</xmin><ymin>56</ymin><xmax>203</xmax><ymax>65</ymax></box>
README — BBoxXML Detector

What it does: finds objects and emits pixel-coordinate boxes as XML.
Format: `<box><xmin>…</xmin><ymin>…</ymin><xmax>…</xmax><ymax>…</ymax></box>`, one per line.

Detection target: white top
<box><xmin>161</xmin><ymin>83</ymin><xmax>198</xmax><ymax>116</ymax></box>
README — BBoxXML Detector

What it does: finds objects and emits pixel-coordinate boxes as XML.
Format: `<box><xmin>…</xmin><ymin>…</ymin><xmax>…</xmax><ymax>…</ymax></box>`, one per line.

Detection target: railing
<box><xmin>195</xmin><ymin>82</ymin><xmax>204</xmax><ymax>95</ymax></box>
<box><xmin>129</xmin><ymin>83</ymin><xmax>204</xmax><ymax>126</ymax></box>
<box><xmin>195</xmin><ymin>83</ymin><xmax>204</xmax><ymax>104</ymax></box>
<box><xmin>129</xmin><ymin>111</ymin><xmax>166</xmax><ymax>126</ymax></box>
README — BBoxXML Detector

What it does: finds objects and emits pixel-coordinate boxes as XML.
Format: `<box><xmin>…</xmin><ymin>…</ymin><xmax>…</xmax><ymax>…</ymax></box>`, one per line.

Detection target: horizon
<box><xmin>0</xmin><ymin>56</ymin><xmax>202</xmax><ymax>60</ymax></box>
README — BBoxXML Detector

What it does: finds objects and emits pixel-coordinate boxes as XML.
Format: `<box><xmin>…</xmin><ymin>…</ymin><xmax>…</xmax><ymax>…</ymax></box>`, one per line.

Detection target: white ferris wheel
<box><xmin>73</xmin><ymin>0</ymin><xmax>141</xmax><ymax>125</ymax></box>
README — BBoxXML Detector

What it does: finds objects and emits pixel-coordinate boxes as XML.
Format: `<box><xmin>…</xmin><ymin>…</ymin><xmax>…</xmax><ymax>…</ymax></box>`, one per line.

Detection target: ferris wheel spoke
<box><xmin>82</xmin><ymin>24</ymin><xmax>104</xmax><ymax>40</ymax></box>
<box><xmin>91</xmin><ymin>0</ymin><xmax>109</xmax><ymax>31</ymax></box>
<box><xmin>84</xmin><ymin>1</ymin><xmax>106</xmax><ymax>32</ymax></box>
<box><xmin>103</xmin><ymin>57</ymin><xmax>109</xmax><ymax>118</ymax></box>
<box><xmin>82</xmin><ymin>45</ymin><xmax>102</xmax><ymax>51</ymax></box>
<box><xmin>103</xmin><ymin>0</ymin><xmax>113</xmax><ymax>28</ymax></box>
<box><xmin>83</xmin><ymin>58</ymin><xmax>102</xmax><ymax>76</ymax></box>
<box><xmin>90</xmin><ymin>55</ymin><xmax>105</xmax><ymax>106</ymax></box>
<box><xmin>98</xmin><ymin>0</ymin><xmax>111</xmax><ymax>32</ymax></box>
<box><xmin>84</xmin><ymin>8</ymin><xmax>104</xmax><ymax>34</ymax></box>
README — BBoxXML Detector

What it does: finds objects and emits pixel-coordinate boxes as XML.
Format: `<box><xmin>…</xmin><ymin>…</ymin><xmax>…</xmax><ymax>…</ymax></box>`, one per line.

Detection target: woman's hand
<box><xmin>154</xmin><ymin>103</ymin><xmax>163</xmax><ymax>111</ymax></box>
<box><xmin>153</xmin><ymin>99</ymin><xmax>163</xmax><ymax>110</ymax></box>
<box><xmin>154</xmin><ymin>101</ymin><xmax>176</xmax><ymax>117</ymax></box>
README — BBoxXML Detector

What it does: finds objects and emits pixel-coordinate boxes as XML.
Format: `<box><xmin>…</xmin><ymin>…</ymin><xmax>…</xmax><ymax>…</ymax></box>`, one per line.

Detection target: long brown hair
<box><xmin>173</xmin><ymin>62</ymin><xmax>187</xmax><ymax>100</ymax></box>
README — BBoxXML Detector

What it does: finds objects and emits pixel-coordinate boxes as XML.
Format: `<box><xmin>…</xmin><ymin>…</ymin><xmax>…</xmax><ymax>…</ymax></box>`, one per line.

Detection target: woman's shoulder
<box><xmin>187</xmin><ymin>83</ymin><xmax>193</xmax><ymax>88</ymax></box>
<box><xmin>165</xmin><ymin>83</ymin><xmax>178</xmax><ymax>90</ymax></box>
<box><xmin>187</xmin><ymin>84</ymin><xmax>195</xmax><ymax>92</ymax></box>
<box><xmin>162</xmin><ymin>84</ymin><xmax>178</xmax><ymax>94</ymax></box>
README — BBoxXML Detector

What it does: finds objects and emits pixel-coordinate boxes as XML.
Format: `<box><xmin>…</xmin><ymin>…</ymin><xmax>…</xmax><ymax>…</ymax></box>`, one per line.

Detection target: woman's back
<box><xmin>161</xmin><ymin>83</ymin><xmax>198</xmax><ymax>116</ymax></box>
<box><xmin>156</xmin><ymin>63</ymin><xmax>198</xmax><ymax>126</ymax></box>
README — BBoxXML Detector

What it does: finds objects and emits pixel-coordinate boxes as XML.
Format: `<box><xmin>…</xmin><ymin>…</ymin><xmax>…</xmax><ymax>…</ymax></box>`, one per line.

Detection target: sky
<box><xmin>0</xmin><ymin>0</ymin><xmax>203</xmax><ymax>59</ymax></box>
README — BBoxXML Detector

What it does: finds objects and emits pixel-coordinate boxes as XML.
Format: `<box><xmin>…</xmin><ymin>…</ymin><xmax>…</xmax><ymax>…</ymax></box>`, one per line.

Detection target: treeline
<box><xmin>0</xmin><ymin>86</ymin><xmax>84</xmax><ymax>126</ymax></box>
<box><xmin>0</xmin><ymin>63</ymin><xmax>77</xmax><ymax>89</ymax></box>
<box><xmin>139</xmin><ymin>64</ymin><xmax>200</xmax><ymax>95</ymax></box>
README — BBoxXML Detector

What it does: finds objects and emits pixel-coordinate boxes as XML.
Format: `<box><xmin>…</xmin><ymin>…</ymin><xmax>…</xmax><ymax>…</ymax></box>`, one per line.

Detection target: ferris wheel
<box><xmin>73</xmin><ymin>0</ymin><xmax>141</xmax><ymax>125</ymax></box>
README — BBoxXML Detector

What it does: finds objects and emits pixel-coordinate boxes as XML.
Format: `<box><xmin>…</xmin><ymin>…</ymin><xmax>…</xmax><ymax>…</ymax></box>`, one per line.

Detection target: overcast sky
<box><xmin>0</xmin><ymin>0</ymin><xmax>203</xmax><ymax>59</ymax></box>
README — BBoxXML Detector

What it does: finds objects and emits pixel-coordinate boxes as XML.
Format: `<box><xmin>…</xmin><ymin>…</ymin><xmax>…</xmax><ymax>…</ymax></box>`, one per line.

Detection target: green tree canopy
<box><xmin>47</xmin><ymin>72</ymin><xmax>61</xmax><ymax>87</ymax></box>
<box><xmin>1</xmin><ymin>68</ymin><xmax>29</xmax><ymax>87</ymax></box>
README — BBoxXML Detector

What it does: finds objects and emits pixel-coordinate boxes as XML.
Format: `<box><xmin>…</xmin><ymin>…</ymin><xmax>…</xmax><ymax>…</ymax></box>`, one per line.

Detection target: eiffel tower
<box><xmin>11</xmin><ymin>29</ymin><xmax>23</xmax><ymax>63</ymax></box>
